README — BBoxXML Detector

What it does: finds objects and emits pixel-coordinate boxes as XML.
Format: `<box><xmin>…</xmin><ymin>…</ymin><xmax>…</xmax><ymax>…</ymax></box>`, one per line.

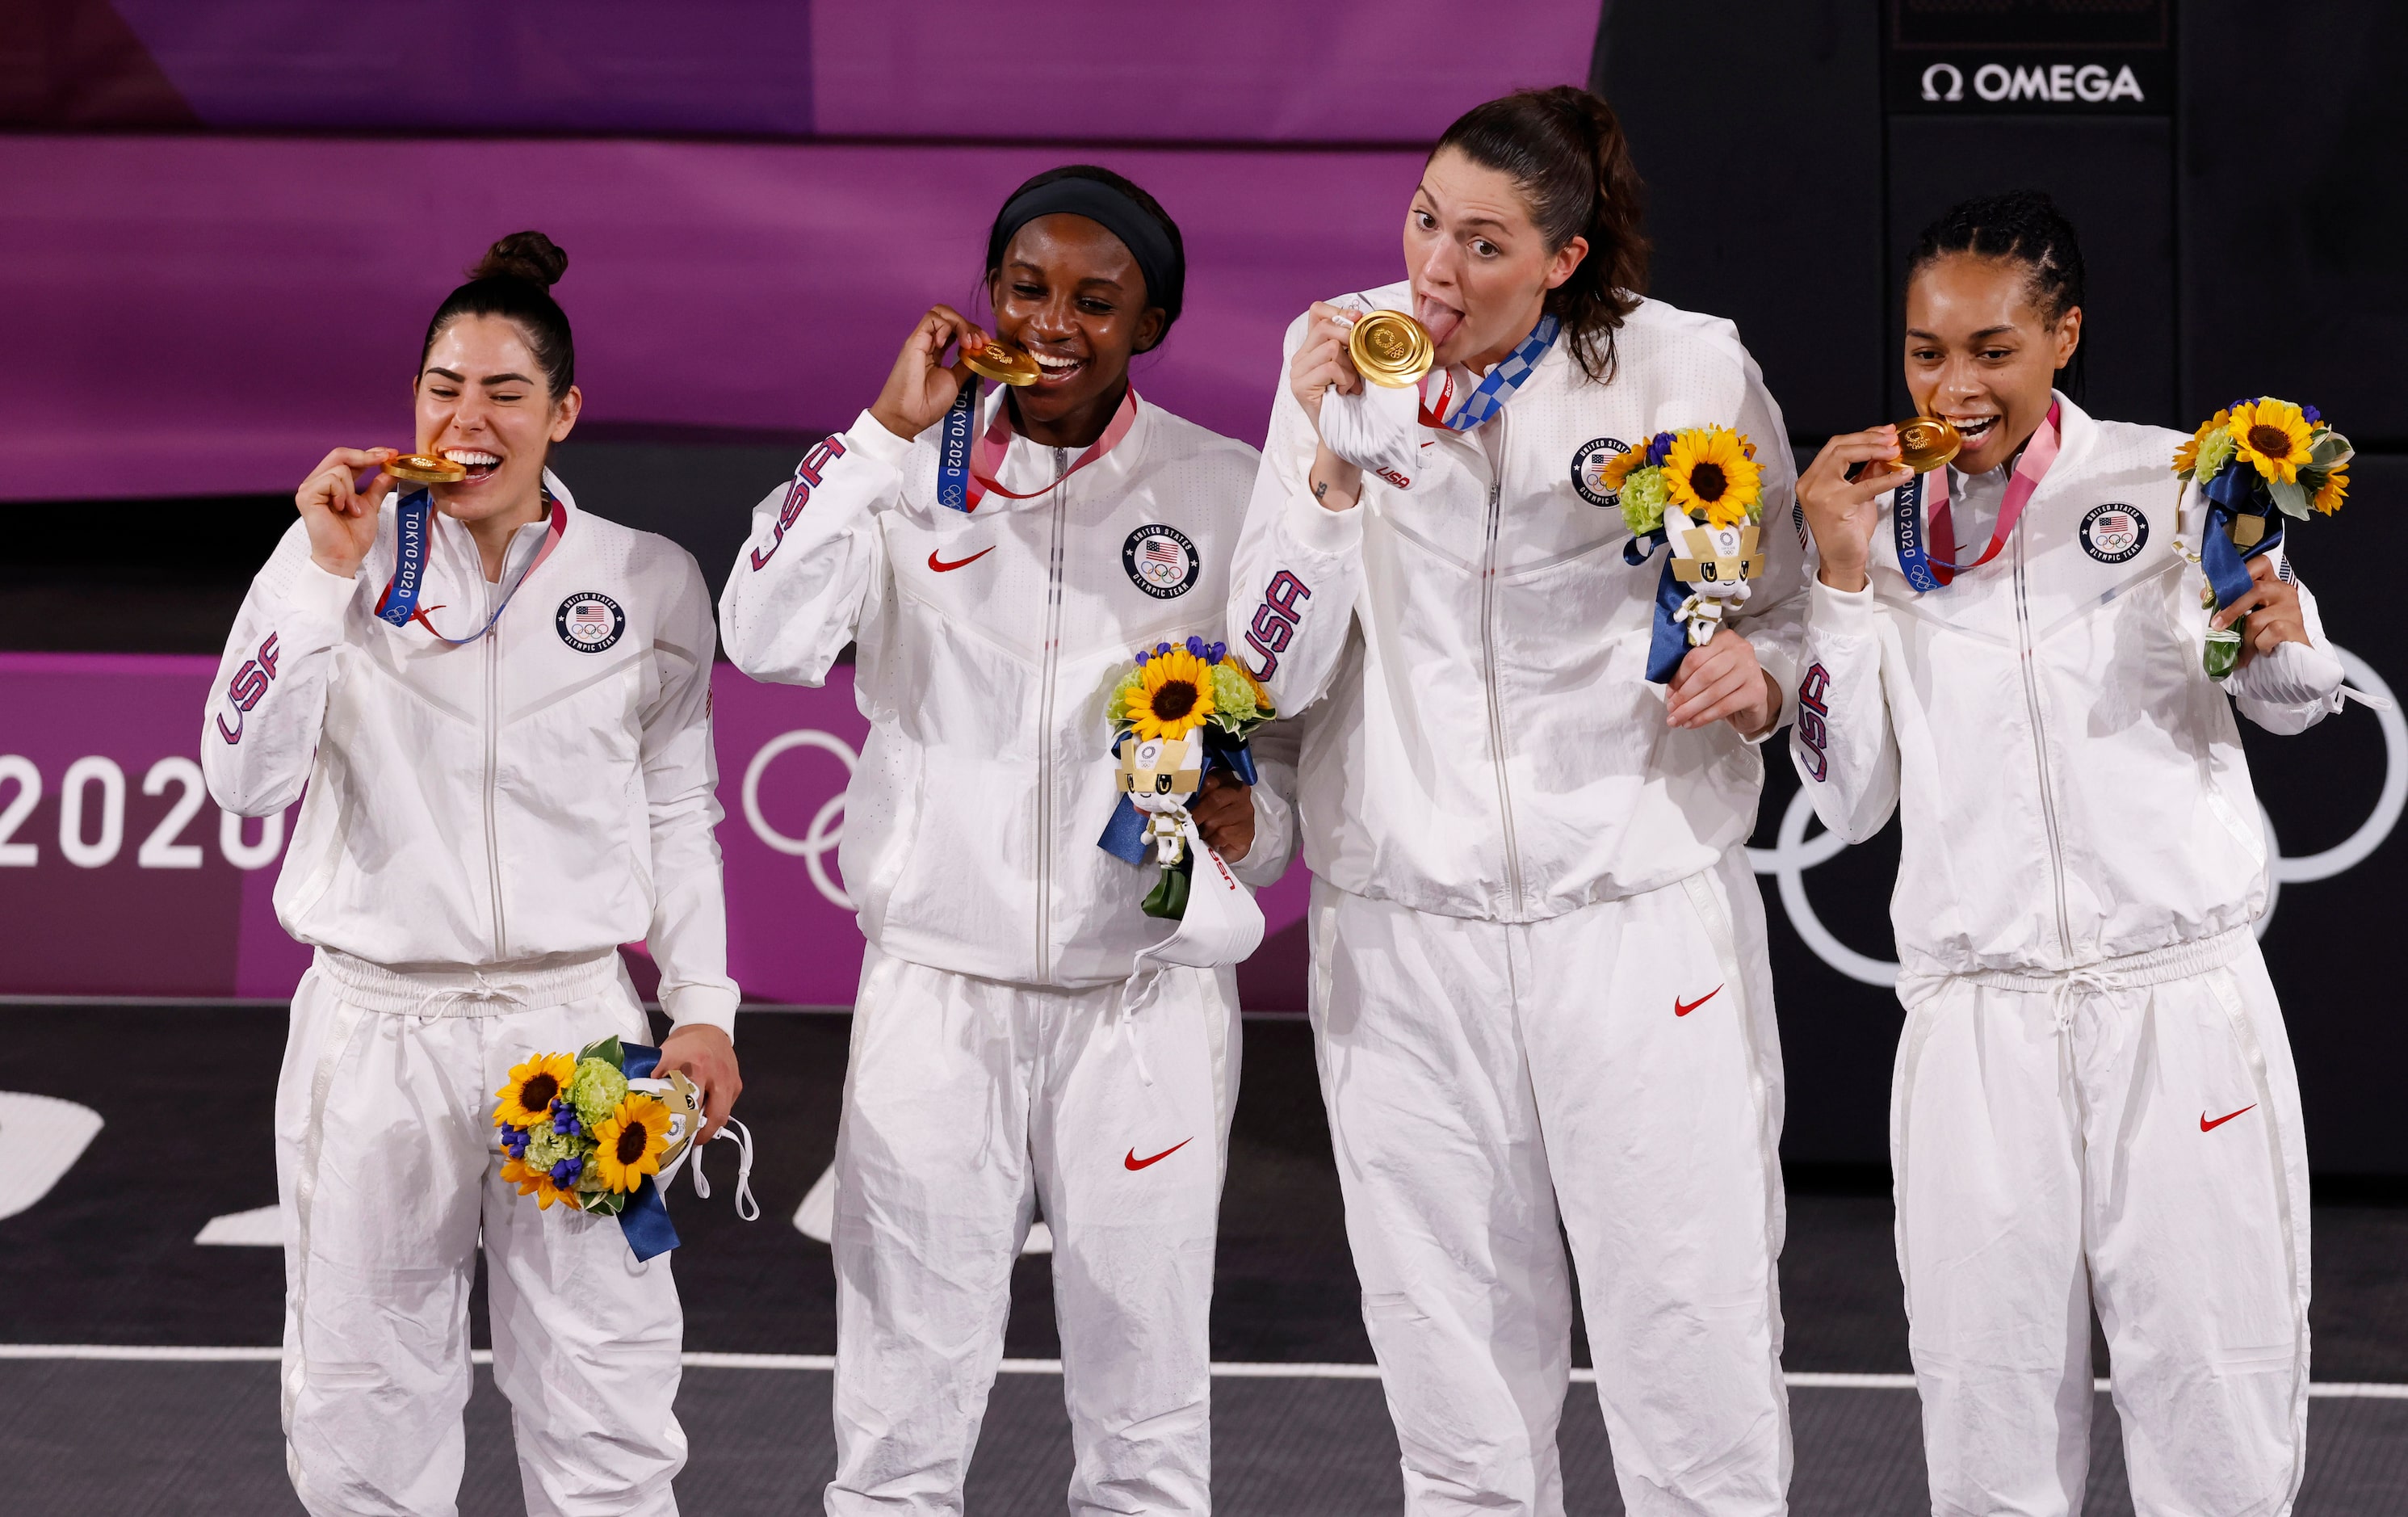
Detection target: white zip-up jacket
<box><xmin>201</xmin><ymin>475</ymin><xmax>740</xmax><ymax>1034</ymax></box>
<box><xmin>1228</xmin><ymin>284</ymin><xmax>1806</xmax><ymax>922</ymax></box>
<box><xmin>719</xmin><ymin>392</ymin><xmax>1297</xmax><ymax>990</ymax></box>
<box><xmin>1789</xmin><ymin>394</ymin><xmax>2346</xmax><ymax>981</ymax></box>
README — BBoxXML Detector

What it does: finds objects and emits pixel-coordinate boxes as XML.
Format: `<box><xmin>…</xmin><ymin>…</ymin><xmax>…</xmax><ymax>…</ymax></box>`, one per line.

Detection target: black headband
<box><xmin>989</xmin><ymin>177</ymin><xmax>1184</xmax><ymax>332</ymax></box>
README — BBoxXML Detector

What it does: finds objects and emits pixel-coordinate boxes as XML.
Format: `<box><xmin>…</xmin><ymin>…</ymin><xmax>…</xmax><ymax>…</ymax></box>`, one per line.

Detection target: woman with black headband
<box><xmin>722</xmin><ymin>166</ymin><xmax>1295</xmax><ymax>1513</ymax></box>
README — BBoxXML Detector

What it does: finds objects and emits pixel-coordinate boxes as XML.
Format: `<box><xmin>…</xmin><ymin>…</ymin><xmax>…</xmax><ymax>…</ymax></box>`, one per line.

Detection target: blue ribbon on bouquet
<box><xmin>1624</xmin><ymin>528</ymin><xmax>1692</xmax><ymax>685</ymax></box>
<box><xmin>614</xmin><ymin>1043</ymin><xmax>680</xmax><ymax>1263</ymax></box>
<box><xmin>1097</xmin><ymin>729</ymin><xmax>1258</xmax><ymax>866</ymax></box>
<box><xmin>2198</xmin><ymin>464</ymin><xmax>2284</xmax><ymax>612</ymax></box>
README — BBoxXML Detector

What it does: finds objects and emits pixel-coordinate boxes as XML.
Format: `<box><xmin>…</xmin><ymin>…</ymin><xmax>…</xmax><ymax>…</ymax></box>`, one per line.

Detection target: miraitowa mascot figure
<box><xmin>1666</xmin><ymin>492</ymin><xmax>1768</xmax><ymax>648</ymax></box>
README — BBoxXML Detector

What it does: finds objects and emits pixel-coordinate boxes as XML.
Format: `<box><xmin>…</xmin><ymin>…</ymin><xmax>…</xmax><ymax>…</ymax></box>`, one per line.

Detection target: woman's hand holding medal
<box><xmin>1289</xmin><ymin>301</ymin><xmax>1370</xmax><ymax>512</ymax></box>
<box><xmin>1796</xmin><ymin>426</ymin><xmax>1912</xmax><ymax>592</ymax></box>
<box><xmin>870</xmin><ymin>305</ymin><xmax>990</xmax><ymax>442</ymax></box>
<box><xmin>296</xmin><ymin>446</ymin><xmax>401</xmax><ymax>580</ymax></box>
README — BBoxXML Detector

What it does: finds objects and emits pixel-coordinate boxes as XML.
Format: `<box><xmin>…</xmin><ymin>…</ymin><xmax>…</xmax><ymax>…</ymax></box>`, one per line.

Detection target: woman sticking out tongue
<box><xmin>1228</xmin><ymin>86</ymin><xmax>1808</xmax><ymax>1515</ymax></box>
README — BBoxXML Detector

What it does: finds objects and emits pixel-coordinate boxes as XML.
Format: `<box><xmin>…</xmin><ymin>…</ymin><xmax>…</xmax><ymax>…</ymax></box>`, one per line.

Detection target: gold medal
<box><xmin>1349</xmin><ymin>310</ymin><xmax>1434</xmax><ymax>389</ymax></box>
<box><xmin>1894</xmin><ymin>415</ymin><xmax>1961</xmax><ymax>473</ymax></box>
<box><xmin>384</xmin><ymin>452</ymin><xmax>467</xmax><ymax>484</ymax></box>
<box><xmin>961</xmin><ymin>336</ymin><xmax>1041</xmax><ymax>387</ymax></box>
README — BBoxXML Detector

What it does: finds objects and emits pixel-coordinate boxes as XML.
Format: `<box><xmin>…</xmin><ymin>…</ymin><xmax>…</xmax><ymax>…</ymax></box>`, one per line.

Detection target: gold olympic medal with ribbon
<box><xmin>961</xmin><ymin>336</ymin><xmax>1042</xmax><ymax>387</ymax></box>
<box><xmin>1894</xmin><ymin>415</ymin><xmax>1961</xmax><ymax>473</ymax></box>
<box><xmin>1349</xmin><ymin>310</ymin><xmax>1434</xmax><ymax>389</ymax></box>
<box><xmin>384</xmin><ymin>451</ymin><xmax>468</xmax><ymax>484</ymax></box>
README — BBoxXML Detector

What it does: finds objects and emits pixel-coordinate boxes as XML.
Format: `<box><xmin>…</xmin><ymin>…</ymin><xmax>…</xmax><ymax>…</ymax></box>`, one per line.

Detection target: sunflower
<box><xmin>495</xmin><ymin>1052</ymin><xmax>576</xmax><ymax>1128</ymax></box>
<box><xmin>2312</xmin><ymin>464</ymin><xmax>2348</xmax><ymax>515</ymax></box>
<box><xmin>2229</xmin><ymin>398</ymin><xmax>2314</xmax><ymax>485</ymax></box>
<box><xmin>1663</xmin><ymin>426</ymin><xmax>1764</xmax><ymax>532</ymax></box>
<box><xmin>501</xmin><ymin>1156</ymin><xmax>567</xmax><ymax>1209</ymax></box>
<box><xmin>1599</xmin><ymin>447</ymin><xmax>1646</xmax><ymax>493</ymax></box>
<box><xmin>592</xmin><ymin>1095</ymin><xmax>674</xmax><ymax>1193</ymax></box>
<box><xmin>1129</xmin><ymin>648</ymin><xmax>1214</xmax><ymax>742</ymax></box>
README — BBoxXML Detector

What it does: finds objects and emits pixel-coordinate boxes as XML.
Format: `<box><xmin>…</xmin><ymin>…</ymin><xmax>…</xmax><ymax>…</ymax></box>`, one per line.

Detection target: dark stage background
<box><xmin>5</xmin><ymin>1</ymin><xmax>2404</xmax><ymax>1174</ymax></box>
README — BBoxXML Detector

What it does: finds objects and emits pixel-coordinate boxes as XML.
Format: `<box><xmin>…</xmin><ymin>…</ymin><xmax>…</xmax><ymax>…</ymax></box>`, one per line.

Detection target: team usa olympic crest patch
<box><xmin>1570</xmin><ymin>437</ymin><xmax>1630</xmax><ymax>507</ymax></box>
<box><xmin>556</xmin><ymin>592</ymin><xmax>625</xmax><ymax>653</ymax></box>
<box><xmin>2079</xmin><ymin>503</ymin><xmax>2147</xmax><ymax>564</ymax></box>
<box><xmin>1122</xmin><ymin>524</ymin><xmax>1199</xmax><ymax>599</ymax></box>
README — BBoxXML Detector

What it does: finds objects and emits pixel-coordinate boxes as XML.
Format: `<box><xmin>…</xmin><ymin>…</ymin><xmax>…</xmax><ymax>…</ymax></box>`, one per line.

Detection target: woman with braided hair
<box><xmin>1791</xmin><ymin>190</ymin><xmax>2340</xmax><ymax>1515</ymax></box>
<box><xmin>1228</xmin><ymin>86</ymin><xmax>1805</xmax><ymax>1515</ymax></box>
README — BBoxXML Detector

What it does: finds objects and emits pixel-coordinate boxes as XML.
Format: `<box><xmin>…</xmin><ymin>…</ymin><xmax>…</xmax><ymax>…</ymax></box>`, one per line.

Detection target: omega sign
<box><xmin>1886</xmin><ymin>0</ymin><xmax>2168</xmax><ymax>116</ymax></box>
<box><xmin>1918</xmin><ymin>61</ymin><xmax>2146</xmax><ymax>106</ymax></box>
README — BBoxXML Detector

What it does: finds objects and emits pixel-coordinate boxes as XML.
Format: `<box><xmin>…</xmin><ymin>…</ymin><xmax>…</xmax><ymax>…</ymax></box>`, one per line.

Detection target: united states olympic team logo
<box><xmin>1570</xmin><ymin>436</ymin><xmax>1630</xmax><ymax>507</ymax></box>
<box><xmin>1122</xmin><ymin>524</ymin><xmax>1199</xmax><ymax>599</ymax></box>
<box><xmin>2079</xmin><ymin>502</ymin><xmax>2148</xmax><ymax>563</ymax></box>
<box><xmin>555</xmin><ymin>593</ymin><xmax>624</xmax><ymax>653</ymax></box>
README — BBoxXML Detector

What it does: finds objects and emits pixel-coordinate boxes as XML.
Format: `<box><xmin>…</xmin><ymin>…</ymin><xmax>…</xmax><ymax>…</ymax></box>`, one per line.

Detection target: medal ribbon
<box><xmin>1891</xmin><ymin>403</ymin><xmax>2061</xmax><ymax>594</ymax></box>
<box><xmin>375</xmin><ymin>485</ymin><xmax>567</xmax><ymax>642</ymax></box>
<box><xmin>1424</xmin><ymin>313</ymin><xmax>1560</xmax><ymax>432</ymax></box>
<box><xmin>935</xmin><ymin>380</ymin><xmax>1139</xmax><ymax>512</ymax></box>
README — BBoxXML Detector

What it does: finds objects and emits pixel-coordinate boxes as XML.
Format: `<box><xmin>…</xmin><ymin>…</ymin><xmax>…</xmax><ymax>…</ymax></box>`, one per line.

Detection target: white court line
<box><xmin>3</xmin><ymin>1346</ymin><xmax>2402</xmax><ymax>1398</ymax></box>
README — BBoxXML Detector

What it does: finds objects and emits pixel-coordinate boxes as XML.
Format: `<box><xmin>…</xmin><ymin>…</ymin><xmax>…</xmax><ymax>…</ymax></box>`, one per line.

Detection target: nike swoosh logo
<box><xmin>1675</xmin><ymin>985</ymin><xmax>1723</xmax><ymax>1017</ymax></box>
<box><xmin>2200</xmin><ymin>1104</ymin><xmax>2256</xmax><ymax>1132</ymax></box>
<box><xmin>1125</xmin><ymin>1138</ymin><xmax>1192</xmax><ymax>1171</ymax></box>
<box><xmin>928</xmin><ymin>546</ymin><xmax>995</xmax><ymax>573</ymax></box>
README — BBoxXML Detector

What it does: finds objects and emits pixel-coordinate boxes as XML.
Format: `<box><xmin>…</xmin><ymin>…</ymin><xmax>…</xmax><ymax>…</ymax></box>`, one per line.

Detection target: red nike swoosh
<box><xmin>1125</xmin><ymin>1138</ymin><xmax>1192</xmax><ymax>1171</ymax></box>
<box><xmin>1675</xmin><ymin>985</ymin><xmax>1723</xmax><ymax>1017</ymax></box>
<box><xmin>2200</xmin><ymin>1104</ymin><xmax>2256</xmax><ymax>1132</ymax></box>
<box><xmin>928</xmin><ymin>546</ymin><xmax>995</xmax><ymax>573</ymax></box>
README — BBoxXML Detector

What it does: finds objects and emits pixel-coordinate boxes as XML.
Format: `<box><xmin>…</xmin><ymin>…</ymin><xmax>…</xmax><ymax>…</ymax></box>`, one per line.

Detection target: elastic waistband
<box><xmin>312</xmin><ymin>948</ymin><xmax>623</xmax><ymax>1017</ymax></box>
<box><xmin>1903</xmin><ymin>927</ymin><xmax>2251</xmax><ymax>1002</ymax></box>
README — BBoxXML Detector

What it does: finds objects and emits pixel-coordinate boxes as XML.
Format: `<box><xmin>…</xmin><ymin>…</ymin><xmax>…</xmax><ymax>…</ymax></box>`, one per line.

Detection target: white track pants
<box><xmin>826</xmin><ymin>945</ymin><xmax>1239</xmax><ymax>1516</ymax></box>
<box><xmin>1309</xmin><ymin>848</ymin><xmax>1791</xmax><ymax>1517</ymax></box>
<box><xmin>1893</xmin><ymin>928</ymin><xmax>2311</xmax><ymax>1517</ymax></box>
<box><xmin>277</xmin><ymin>950</ymin><xmax>686</xmax><ymax>1517</ymax></box>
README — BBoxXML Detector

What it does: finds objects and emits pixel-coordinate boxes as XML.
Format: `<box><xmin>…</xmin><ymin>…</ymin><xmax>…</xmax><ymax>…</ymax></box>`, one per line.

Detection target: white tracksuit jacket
<box><xmin>203</xmin><ymin>476</ymin><xmax>730</xmax><ymax>1516</ymax></box>
<box><xmin>1789</xmin><ymin>394</ymin><xmax>2343</xmax><ymax>977</ymax></box>
<box><xmin>203</xmin><ymin>475</ymin><xmax>739</xmax><ymax>1032</ymax></box>
<box><xmin>719</xmin><ymin>391</ymin><xmax>1295</xmax><ymax>979</ymax></box>
<box><xmin>1230</xmin><ymin>284</ymin><xmax>1807</xmax><ymax>920</ymax></box>
<box><xmin>1789</xmin><ymin>395</ymin><xmax>2335</xmax><ymax>1517</ymax></box>
<box><xmin>720</xmin><ymin>391</ymin><xmax>1294</xmax><ymax>1516</ymax></box>
<box><xmin>1231</xmin><ymin>287</ymin><xmax>1806</xmax><ymax>1517</ymax></box>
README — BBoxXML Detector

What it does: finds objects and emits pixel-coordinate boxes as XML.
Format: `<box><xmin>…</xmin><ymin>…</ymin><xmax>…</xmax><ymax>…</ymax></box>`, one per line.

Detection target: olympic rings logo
<box><xmin>740</xmin><ymin>729</ymin><xmax>858</xmax><ymax>911</ymax></box>
<box><xmin>1749</xmin><ymin>645</ymin><xmax>2405</xmax><ymax>987</ymax></box>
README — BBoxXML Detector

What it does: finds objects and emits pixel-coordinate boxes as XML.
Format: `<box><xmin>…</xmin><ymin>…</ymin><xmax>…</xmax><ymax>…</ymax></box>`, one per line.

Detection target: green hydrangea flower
<box><xmin>2193</xmin><ymin>427</ymin><xmax>2236</xmax><ymax>484</ymax></box>
<box><xmin>1208</xmin><ymin>662</ymin><xmax>1260</xmax><ymax>727</ymax></box>
<box><xmin>525</xmin><ymin>1125</ymin><xmax>581</xmax><ymax>1171</ymax></box>
<box><xmin>568</xmin><ymin>1057</ymin><xmax>628</xmax><ymax>1128</ymax></box>
<box><xmin>1619</xmin><ymin>467</ymin><xmax>1670</xmax><ymax>536</ymax></box>
<box><xmin>1108</xmin><ymin>669</ymin><xmax>1146</xmax><ymax>726</ymax></box>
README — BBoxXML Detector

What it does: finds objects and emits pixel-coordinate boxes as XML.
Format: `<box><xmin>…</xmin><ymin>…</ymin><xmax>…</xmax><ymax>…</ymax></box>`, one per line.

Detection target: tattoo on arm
<box><xmin>1313</xmin><ymin>478</ymin><xmax>1328</xmax><ymax>502</ymax></box>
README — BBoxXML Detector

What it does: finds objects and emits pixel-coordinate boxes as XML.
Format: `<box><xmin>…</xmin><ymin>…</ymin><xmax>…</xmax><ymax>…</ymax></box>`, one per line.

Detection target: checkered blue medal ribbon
<box><xmin>1432</xmin><ymin>313</ymin><xmax>1560</xmax><ymax>431</ymax></box>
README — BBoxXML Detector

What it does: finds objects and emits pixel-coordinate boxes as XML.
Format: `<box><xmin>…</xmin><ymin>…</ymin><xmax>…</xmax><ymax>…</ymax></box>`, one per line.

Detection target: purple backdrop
<box><xmin>0</xmin><ymin>137</ymin><xmax>1441</xmax><ymax>502</ymax></box>
<box><xmin>23</xmin><ymin>4</ymin><xmax>1599</xmax><ymax>141</ymax></box>
<box><xmin>0</xmin><ymin>653</ymin><xmax>1310</xmax><ymax>1006</ymax></box>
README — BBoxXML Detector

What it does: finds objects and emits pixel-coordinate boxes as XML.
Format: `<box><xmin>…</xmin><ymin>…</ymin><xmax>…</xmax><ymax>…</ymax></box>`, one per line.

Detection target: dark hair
<box><xmin>1432</xmin><ymin>86</ymin><xmax>1650</xmax><ymax>383</ymax></box>
<box><xmin>418</xmin><ymin>231</ymin><xmax>575</xmax><ymax>399</ymax></box>
<box><xmin>984</xmin><ymin>166</ymin><xmax>1186</xmax><ymax>345</ymax></box>
<box><xmin>1907</xmin><ymin>191</ymin><xmax>2086</xmax><ymax>395</ymax></box>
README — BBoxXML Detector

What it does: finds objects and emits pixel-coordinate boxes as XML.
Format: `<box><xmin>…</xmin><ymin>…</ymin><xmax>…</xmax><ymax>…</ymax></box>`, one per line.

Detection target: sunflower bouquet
<box><xmin>1097</xmin><ymin>637</ymin><xmax>1276</xmax><ymax>919</ymax></box>
<box><xmin>1609</xmin><ymin>426</ymin><xmax>1769</xmax><ymax>682</ymax></box>
<box><xmin>2173</xmin><ymin>397</ymin><xmax>2351</xmax><ymax>677</ymax></box>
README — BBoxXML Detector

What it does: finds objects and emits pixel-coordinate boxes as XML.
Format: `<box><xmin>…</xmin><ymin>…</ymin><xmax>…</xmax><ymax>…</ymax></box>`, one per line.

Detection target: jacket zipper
<box><xmin>478</xmin><ymin>548</ymin><xmax>508</xmax><ymax>959</ymax></box>
<box><xmin>1032</xmin><ymin>445</ymin><xmax>1069</xmax><ymax>981</ymax></box>
<box><xmin>1479</xmin><ymin>416</ymin><xmax>1525</xmax><ymax>918</ymax></box>
<box><xmin>2012</xmin><ymin>523</ymin><xmax>2073</xmax><ymax>958</ymax></box>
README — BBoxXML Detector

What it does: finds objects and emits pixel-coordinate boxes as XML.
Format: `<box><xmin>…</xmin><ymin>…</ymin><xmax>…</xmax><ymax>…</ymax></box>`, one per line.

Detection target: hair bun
<box><xmin>471</xmin><ymin>230</ymin><xmax>568</xmax><ymax>288</ymax></box>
